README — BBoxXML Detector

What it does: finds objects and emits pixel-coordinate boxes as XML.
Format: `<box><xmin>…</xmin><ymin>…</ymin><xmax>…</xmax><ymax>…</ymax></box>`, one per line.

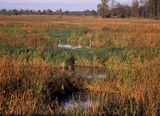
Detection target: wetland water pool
<box><xmin>51</xmin><ymin>45</ymin><xmax>116</xmax><ymax>110</ymax></box>
<box><xmin>75</xmin><ymin>67</ymin><xmax>115</xmax><ymax>79</ymax></box>
<box><xmin>58</xmin><ymin>44</ymin><xmax>90</xmax><ymax>49</ymax></box>
<box><xmin>61</xmin><ymin>91</ymin><xmax>94</xmax><ymax>110</ymax></box>
<box><xmin>53</xmin><ymin>67</ymin><xmax>113</xmax><ymax>110</ymax></box>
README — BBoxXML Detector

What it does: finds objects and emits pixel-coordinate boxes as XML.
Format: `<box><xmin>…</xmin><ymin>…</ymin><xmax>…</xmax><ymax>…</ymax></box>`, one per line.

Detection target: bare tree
<box><xmin>152</xmin><ymin>0</ymin><xmax>158</xmax><ymax>17</ymax></box>
<box><xmin>139</xmin><ymin>0</ymin><xmax>160</xmax><ymax>18</ymax></box>
<box><xmin>97</xmin><ymin>0</ymin><xmax>110</xmax><ymax>18</ymax></box>
<box><xmin>110</xmin><ymin>0</ymin><xmax>116</xmax><ymax>16</ymax></box>
<box><xmin>132</xmin><ymin>0</ymin><xmax>139</xmax><ymax>17</ymax></box>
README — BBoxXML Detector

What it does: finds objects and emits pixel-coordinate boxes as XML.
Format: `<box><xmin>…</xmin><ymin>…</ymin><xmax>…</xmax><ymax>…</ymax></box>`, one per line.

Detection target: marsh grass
<box><xmin>0</xmin><ymin>57</ymin><xmax>85</xmax><ymax>115</ymax></box>
<box><xmin>0</xmin><ymin>16</ymin><xmax>160</xmax><ymax>115</ymax></box>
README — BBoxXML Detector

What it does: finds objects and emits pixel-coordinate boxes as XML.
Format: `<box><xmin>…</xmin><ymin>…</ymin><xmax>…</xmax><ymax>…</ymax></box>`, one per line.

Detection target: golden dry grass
<box><xmin>0</xmin><ymin>16</ymin><xmax>160</xmax><ymax>47</ymax></box>
<box><xmin>0</xmin><ymin>15</ymin><xmax>160</xmax><ymax>115</ymax></box>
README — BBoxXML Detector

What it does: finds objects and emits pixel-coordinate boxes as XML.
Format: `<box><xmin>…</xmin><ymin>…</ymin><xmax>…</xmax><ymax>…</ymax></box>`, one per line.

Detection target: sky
<box><xmin>0</xmin><ymin>0</ymin><xmax>131</xmax><ymax>11</ymax></box>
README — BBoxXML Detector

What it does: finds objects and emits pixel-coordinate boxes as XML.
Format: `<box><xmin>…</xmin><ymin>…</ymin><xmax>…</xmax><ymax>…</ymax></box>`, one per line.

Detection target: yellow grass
<box><xmin>0</xmin><ymin>15</ymin><xmax>160</xmax><ymax>115</ymax></box>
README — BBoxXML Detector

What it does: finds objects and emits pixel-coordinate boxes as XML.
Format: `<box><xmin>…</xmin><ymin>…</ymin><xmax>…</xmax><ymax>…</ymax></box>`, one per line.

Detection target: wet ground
<box><xmin>75</xmin><ymin>67</ymin><xmax>111</xmax><ymax>79</ymax></box>
<box><xmin>50</xmin><ymin>44</ymin><xmax>111</xmax><ymax>110</ymax></box>
<box><xmin>54</xmin><ymin>67</ymin><xmax>109</xmax><ymax>110</ymax></box>
<box><xmin>60</xmin><ymin>91</ymin><xmax>99</xmax><ymax>110</ymax></box>
<box><xmin>58</xmin><ymin>44</ymin><xmax>90</xmax><ymax>49</ymax></box>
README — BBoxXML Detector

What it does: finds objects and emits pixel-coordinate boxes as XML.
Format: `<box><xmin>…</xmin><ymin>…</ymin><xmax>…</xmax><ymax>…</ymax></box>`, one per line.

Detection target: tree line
<box><xmin>98</xmin><ymin>0</ymin><xmax>160</xmax><ymax>18</ymax></box>
<box><xmin>0</xmin><ymin>9</ymin><xmax>97</xmax><ymax>16</ymax></box>
<box><xmin>0</xmin><ymin>0</ymin><xmax>159</xmax><ymax>18</ymax></box>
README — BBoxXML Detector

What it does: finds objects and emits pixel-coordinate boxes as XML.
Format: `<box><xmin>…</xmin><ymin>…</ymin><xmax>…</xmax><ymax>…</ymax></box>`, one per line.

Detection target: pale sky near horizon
<box><xmin>0</xmin><ymin>0</ymin><xmax>131</xmax><ymax>11</ymax></box>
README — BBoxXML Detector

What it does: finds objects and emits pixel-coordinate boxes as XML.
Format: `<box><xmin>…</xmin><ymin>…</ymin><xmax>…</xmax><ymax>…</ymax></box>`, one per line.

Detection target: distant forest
<box><xmin>0</xmin><ymin>0</ymin><xmax>160</xmax><ymax>18</ymax></box>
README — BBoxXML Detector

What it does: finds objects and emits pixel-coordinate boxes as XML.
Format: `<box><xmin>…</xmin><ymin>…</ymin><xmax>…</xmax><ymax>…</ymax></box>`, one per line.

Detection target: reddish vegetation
<box><xmin>0</xmin><ymin>16</ymin><xmax>159</xmax><ymax>115</ymax></box>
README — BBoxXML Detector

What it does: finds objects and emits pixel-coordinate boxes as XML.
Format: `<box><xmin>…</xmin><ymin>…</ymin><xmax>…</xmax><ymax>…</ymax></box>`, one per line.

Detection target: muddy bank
<box><xmin>42</xmin><ymin>73</ymin><xmax>86</xmax><ymax>111</ymax></box>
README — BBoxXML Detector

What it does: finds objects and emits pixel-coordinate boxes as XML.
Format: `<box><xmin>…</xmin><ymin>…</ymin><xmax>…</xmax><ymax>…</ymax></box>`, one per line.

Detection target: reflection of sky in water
<box><xmin>58</xmin><ymin>44</ymin><xmax>83</xmax><ymax>49</ymax></box>
<box><xmin>75</xmin><ymin>68</ymin><xmax>115</xmax><ymax>79</ymax></box>
<box><xmin>77</xmin><ymin>73</ymin><xmax>107</xmax><ymax>79</ymax></box>
<box><xmin>61</xmin><ymin>92</ymin><xmax>99</xmax><ymax>110</ymax></box>
<box><xmin>63</xmin><ymin>100</ymin><xmax>92</xmax><ymax>110</ymax></box>
<box><xmin>85</xmin><ymin>74</ymin><xmax>106</xmax><ymax>79</ymax></box>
